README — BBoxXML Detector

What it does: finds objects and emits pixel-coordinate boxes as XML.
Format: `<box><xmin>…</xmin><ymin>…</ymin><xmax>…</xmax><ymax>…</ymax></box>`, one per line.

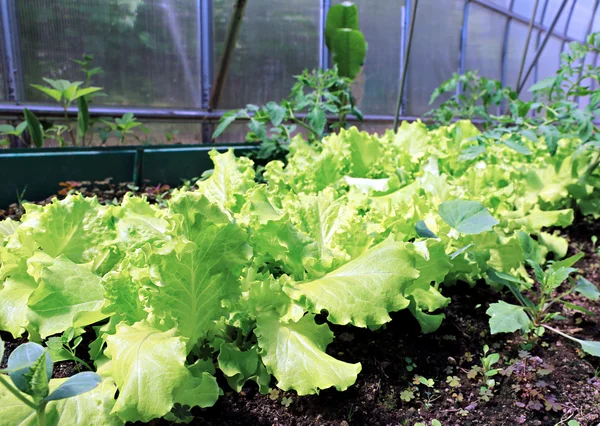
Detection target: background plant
<box><xmin>31</xmin><ymin>78</ymin><xmax>102</xmax><ymax>145</ymax></box>
<box><xmin>325</xmin><ymin>1</ymin><xmax>367</xmax><ymax>81</ymax></box>
<box><xmin>427</xmin><ymin>33</ymin><xmax>600</xmax><ymax>186</ymax></box>
<box><xmin>426</xmin><ymin>70</ymin><xmax>516</xmax><ymax>129</ymax></box>
<box><xmin>213</xmin><ymin>67</ymin><xmax>363</xmax><ymax>164</ymax></box>
<box><xmin>100</xmin><ymin>112</ymin><xmax>149</xmax><ymax>145</ymax></box>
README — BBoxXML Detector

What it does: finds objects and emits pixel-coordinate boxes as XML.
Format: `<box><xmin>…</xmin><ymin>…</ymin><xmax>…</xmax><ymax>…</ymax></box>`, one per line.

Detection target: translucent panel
<box><xmin>566</xmin><ymin>0</ymin><xmax>597</xmax><ymax>41</ymax></box>
<box><xmin>214</xmin><ymin>0</ymin><xmax>319</xmax><ymax>109</ymax></box>
<box><xmin>541</xmin><ymin>0</ymin><xmax>574</xmax><ymax>30</ymax></box>
<box><xmin>464</xmin><ymin>4</ymin><xmax>507</xmax><ymax>81</ymax></box>
<box><xmin>513</xmin><ymin>0</ymin><xmax>539</xmax><ymax>18</ymax></box>
<box><xmin>17</xmin><ymin>0</ymin><xmax>202</xmax><ymax>107</ymax></box>
<box><xmin>406</xmin><ymin>0</ymin><xmax>465</xmax><ymax>116</ymax></box>
<box><xmin>139</xmin><ymin>121</ymin><xmax>202</xmax><ymax>145</ymax></box>
<box><xmin>331</xmin><ymin>0</ymin><xmax>403</xmax><ymax>116</ymax></box>
<box><xmin>593</xmin><ymin>4</ymin><xmax>600</xmax><ymax>31</ymax></box>
<box><xmin>535</xmin><ymin>36</ymin><xmax>563</xmax><ymax>82</ymax></box>
<box><xmin>504</xmin><ymin>23</ymin><xmax>539</xmax><ymax>98</ymax></box>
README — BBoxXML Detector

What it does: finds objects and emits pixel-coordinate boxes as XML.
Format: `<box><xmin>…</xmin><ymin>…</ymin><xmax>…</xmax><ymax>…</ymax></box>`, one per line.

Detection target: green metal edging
<box><xmin>0</xmin><ymin>143</ymin><xmax>259</xmax><ymax>207</ymax></box>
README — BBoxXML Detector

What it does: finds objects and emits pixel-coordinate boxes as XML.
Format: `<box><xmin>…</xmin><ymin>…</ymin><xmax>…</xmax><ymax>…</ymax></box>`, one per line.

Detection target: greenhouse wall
<box><xmin>0</xmin><ymin>0</ymin><xmax>599</xmax><ymax>142</ymax></box>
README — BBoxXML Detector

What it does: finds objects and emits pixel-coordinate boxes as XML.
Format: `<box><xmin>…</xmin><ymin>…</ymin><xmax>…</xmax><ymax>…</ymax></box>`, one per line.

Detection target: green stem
<box><xmin>541</xmin><ymin>324</ymin><xmax>580</xmax><ymax>343</ymax></box>
<box><xmin>290</xmin><ymin>117</ymin><xmax>319</xmax><ymax>139</ymax></box>
<box><xmin>545</xmin><ymin>289</ymin><xmax>573</xmax><ymax>310</ymax></box>
<box><xmin>0</xmin><ymin>375</ymin><xmax>38</xmax><ymax>410</ymax></box>
<box><xmin>72</xmin><ymin>355</ymin><xmax>93</xmax><ymax>372</ymax></box>
<box><xmin>581</xmin><ymin>150</ymin><xmax>600</xmax><ymax>183</ymax></box>
<box><xmin>37</xmin><ymin>402</ymin><xmax>47</xmax><ymax>426</ymax></box>
<box><xmin>63</xmin><ymin>106</ymin><xmax>76</xmax><ymax>146</ymax></box>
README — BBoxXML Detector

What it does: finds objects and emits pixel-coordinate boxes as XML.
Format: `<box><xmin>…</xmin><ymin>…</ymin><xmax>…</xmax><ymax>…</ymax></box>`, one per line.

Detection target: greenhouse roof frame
<box><xmin>0</xmin><ymin>0</ymin><xmax>597</xmax><ymax>140</ymax></box>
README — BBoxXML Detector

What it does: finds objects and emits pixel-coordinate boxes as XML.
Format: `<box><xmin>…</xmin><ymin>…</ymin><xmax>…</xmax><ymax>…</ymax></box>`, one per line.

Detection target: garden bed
<box><xmin>1</xmin><ymin>188</ymin><xmax>600</xmax><ymax>425</ymax></box>
<box><xmin>1</xmin><ymin>122</ymin><xmax>600</xmax><ymax>426</ymax></box>
<box><xmin>1</xmin><ymin>217</ymin><xmax>599</xmax><ymax>425</ymax></box>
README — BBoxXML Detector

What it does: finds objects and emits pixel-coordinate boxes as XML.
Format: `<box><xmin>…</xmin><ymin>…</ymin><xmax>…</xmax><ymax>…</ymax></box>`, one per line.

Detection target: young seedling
<box><xmin>486</xmin><ymin>253</ymin><xmax>600</xmax><ymax>356</ymax></box>
<box><xmin>502</xmin><ymin>350</ymin><xmax>560</xmax><ymax>411</ymax></box>
<box><xmin>466</xmin><ymin>345</ymin><xmax>501</xmax><ymax>401</ymax></box>
<box><xmin>31</xmin><ymin>78</ymin><xmax>102</xmax><ymax>145</ymax></box>
<box><xmin>45</xmin><ymin>327</ymin><xmax>93</xmax><ymax>372</ymax></box>
<box><xmin>0</xmin><ymin>337</ymin><xmax>101</xmax><ymax>426</ymax></box>
<box><xmin>0</xmin><ymin>121</ymin><xmax>28</xmax><ymax>146</ymax></box>
<box><xmin>404</xmin><ymin>356</ymin><xmax>417</xmax><ymax>372</ymax></box>
<box><xmin>100</xmin><ymin>113</ymin><xmax>148</xmax><ymax>145</ymax></box>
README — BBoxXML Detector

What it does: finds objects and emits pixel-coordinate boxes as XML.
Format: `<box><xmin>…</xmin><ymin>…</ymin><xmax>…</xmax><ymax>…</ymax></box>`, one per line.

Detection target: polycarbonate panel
<box><xmin>504</xmin><ymin>23</ymin><xmax>539</xmax><ymax>98</ymax></box>
<box><xmin>513</xmin><ymin>0</ymin><xmax>540</xmax><ymax>18</ymax></box>
<box><xmin>331</xmin><ymin>0</ymin><xmax>403</xmax><ymax>116</ymax></box>
<box><xmin>566</xmin><ymin>0</ymin><xmax>597</xmax><ymax>41</ymax></box>
<box><xmin>211</xmin><ymin>121</ymin><xmax>248</xmax><ymax>144</ymax></box>
<box><xmin>541</xmin><ymin>0</ymin><xmax>574</xmax><ymax>30</ymax></box>
<box><xmin>406</xmin><ymin>0</ymin><xmax>465</xmax><ymax>115</ymax></box>
<box><xmin>464</xmin><ymin>4</ymin><xmax>507</xmax><ymax>81</ymax></box>
<box><xmin>214</xmin><ymin>0</ymin><xmax>319</xmax><ymax>109</ymax></box>
<box><xmin>535</xmin><ymin>36</ymin><xmax>563</xmax><ymax>82</ymax></box>
<box><xmin>351</xmin><ymin>121</ymin><xmax>393</xmax><ymax>137</ymax></box>
<box><xmin>17</xmin><ymin>0</ymin><xmax>202</xmax><ymax>107</ymax></box>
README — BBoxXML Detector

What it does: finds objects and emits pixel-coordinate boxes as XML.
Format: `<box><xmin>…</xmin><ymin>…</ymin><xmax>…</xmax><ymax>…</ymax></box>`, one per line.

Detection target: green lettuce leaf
<box><xmin>19</xmin><ymin>195</ymin><xmax>115</xmax><ymax>264</ymax></box>
<box><xmin>256</xmin><ymin>313</ymin><xmax>361</xmax><ymax>395</ymax></box>
<box><xmin>284</xmin><ymin>240</ymin><xmax>419</xmax><ymax>328</ymax></box>
<box><xmin>26</xmin><ymin>254</ymin><xmax>108</xmax><ymax>339</ymax></box>
<box><xmin>146</xmin><ymin>193</ymin><xmax>252</xmax><ymax>345</ymax></box>
<box><xmin>105</xmin><ymin>321</ymin><xmax>188</xmax><ymax>422</ymax></box>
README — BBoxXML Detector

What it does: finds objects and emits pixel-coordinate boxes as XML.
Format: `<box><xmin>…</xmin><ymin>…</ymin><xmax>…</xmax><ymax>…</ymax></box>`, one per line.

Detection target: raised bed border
<box><xmin>0</xmin><ymin>143</ymin><xmax>258</xmax><ymax>207</ymax></box>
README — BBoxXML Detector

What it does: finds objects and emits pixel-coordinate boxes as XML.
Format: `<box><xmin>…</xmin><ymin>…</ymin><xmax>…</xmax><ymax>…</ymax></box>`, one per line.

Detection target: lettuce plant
<box><xmin>0</xmin><ymin>120</ymin><xmax>599</xmax><ymax>423</ymax></box>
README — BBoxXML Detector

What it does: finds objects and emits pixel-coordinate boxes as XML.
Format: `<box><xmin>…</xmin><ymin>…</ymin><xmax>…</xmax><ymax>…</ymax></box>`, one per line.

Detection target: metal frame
<box><xmin>473</xmin><ymin>0</ymin><xmax>584</xmax><ymax>44</ymax></box>
<box><xmin>534</xmin><ymin>0</ymin><xmax>550</xmax><ymax>84</ymax></box>
<box><xmin>559</xmin><ymin>0</ymin><xmax>578</xmax><ymax>55</ymax></box>
<box><xmin>199</xmin><ymin>0</ymin><xmax>214</xmax><ymax>110</ymax></box>
<box><xmin>0</xmin><ymin>0</ymin><xmax>597</xmax><ymax>127</ymax></box>
<box><xmin>318</xmin><ymin>0</ymin><xmax>331</xmax><ymax>70</ymax></box>
<box><xmin>199</xmin><ymin>0</ymin><xmax>214</xmax><ymax>142</ymax></box>
<box><xmin>0</xmin><ymin>103</ymin><xmax>399</xmax><ymax>124</ymax></box>
<box><xmin>500</xmin><ymin>0</ymin><xmax>516</xmax><ymax>89</ymax></box>
<box><xmin>0</xmin><ymin>0</ymin><xmax>23</xmax><ymax>101</ymax></box>
<box><xmin>394</xmin><ymin>0</ymin><xmax>419</xmax><ymax>130</ymax></box>
<box><xmin>516</xmin><ymin>0</ymin><xmax>541</xmax><ymax>91</ymax></box>
<box><xmin>517</xmin><ymin>0</ymin><xmax>569</xmax><ymax>94</ymax></box>
<box><xmin>459</xmin><ymin>0</ymin><xmax>471</xmax><ymax>76</ymax></box>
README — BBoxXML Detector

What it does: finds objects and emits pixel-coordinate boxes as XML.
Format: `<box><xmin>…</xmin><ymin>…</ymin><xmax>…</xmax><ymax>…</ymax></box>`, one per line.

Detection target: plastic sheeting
<box><xmin>16</xmin><ymin>0</ymin><xmax>203</xmax><ymax>107</ymax></box>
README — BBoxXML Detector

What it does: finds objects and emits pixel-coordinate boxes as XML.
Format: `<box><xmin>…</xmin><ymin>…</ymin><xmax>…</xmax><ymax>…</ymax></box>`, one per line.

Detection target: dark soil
<box><xmin>0</xmin><ymin>178</ymin><xmax>174</xmax><ymax>221</ymax></box>
<box><xmin>1</xmin><ymin>183</ymin><xmax>600</xmax><ymax>425</ymax></box>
